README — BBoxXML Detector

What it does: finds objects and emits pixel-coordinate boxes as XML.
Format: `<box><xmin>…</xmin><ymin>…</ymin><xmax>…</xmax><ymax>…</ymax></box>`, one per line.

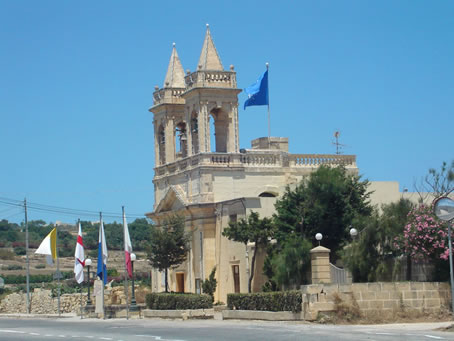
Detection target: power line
<box><xmin>0</xmin><ymin>196</ymin><xmax>146</xmax><ymax>220</ymax></box>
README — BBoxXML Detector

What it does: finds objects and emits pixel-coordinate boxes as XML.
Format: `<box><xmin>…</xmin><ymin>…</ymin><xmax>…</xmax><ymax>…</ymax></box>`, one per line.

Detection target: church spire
<box><xmin>197</xmin><ymin>24</ymin><xmax>223</xmax><ymax>71</ymax></box>
<box><xmin>163</xmin><ymin>43</ymin><xmax>185</xmax><ymax>88</ymax></box>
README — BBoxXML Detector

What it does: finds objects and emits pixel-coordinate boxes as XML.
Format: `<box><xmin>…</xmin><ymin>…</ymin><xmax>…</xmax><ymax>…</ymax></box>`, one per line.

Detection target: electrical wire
<box><xmin>0</xmin><ymin>196</ymin><xmax>147</xmax><ymax>220</ymax></box>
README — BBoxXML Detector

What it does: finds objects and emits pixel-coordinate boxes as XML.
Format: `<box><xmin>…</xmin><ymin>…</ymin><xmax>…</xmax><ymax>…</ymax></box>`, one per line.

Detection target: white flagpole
<box><xmin>266</xmin><ymin>62</ymin><xmax>270</xmax><ymax>149</ymax></box>
<box><xmin>100</xmin><ymin>212</ymin><xmax>105</xmax><ymax>320</ymax></box>
<box><xmin>56</xmin><ymin>225</ymin><xmax>61</xmax><ymax>317</ymax></box>
<box><xmin>123</xmin><ymin>206</ymin><xmax>130</xmax><ymax>320</ymax></box>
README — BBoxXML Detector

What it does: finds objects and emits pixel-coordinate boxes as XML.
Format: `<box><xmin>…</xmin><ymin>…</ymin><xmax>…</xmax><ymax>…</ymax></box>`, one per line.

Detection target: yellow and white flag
<box><xmin>35</xmin><ymin>227</ymin><xmax>57</xmax><ymax>265</ymax></box>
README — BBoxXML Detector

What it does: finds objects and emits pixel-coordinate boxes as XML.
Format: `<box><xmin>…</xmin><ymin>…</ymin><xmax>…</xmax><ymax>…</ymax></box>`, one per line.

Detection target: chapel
<box><xmin>147</xmin><ymin>25</ymin><xmax>358</xmax><ymax>302</ymax></box>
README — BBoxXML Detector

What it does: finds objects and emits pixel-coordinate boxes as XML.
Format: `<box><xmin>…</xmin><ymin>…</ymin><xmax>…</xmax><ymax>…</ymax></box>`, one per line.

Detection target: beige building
<box><xmin>146</xmin><ymin>25</ymin><xmax>411</xmax><ymax>302</ymax></box>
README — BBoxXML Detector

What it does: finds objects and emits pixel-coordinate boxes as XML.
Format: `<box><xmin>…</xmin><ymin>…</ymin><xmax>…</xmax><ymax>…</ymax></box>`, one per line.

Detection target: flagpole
<box><xmin>24</xmin><ymin>198</ymin><xmax>30</xmax><ymax>314</ymax></box>
<box><xmin>266</xmin><ymin>62</ymin><xmax>270</xmax><ymax>149</ymax></box>
<box><xmin>100</xmin><ymin>212</ymin><xmax>105</xmax><ymax>320</ymax></box>
<box><xmin>78</xmin><ymin>218</ymin><xmax>83</xmax><ymax>320</ymax></box>
<box><xmin>56</xmin><ymin>224</ymin><xmax>61</xmax><ymax>317</ymax></box>
<box><xmin>123</xmin><ymin>206</ymin><xmax>130</xmax><ymax>320</ymax></box>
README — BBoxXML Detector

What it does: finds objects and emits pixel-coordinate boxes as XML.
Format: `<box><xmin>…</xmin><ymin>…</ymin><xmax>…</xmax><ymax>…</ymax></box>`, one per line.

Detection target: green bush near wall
<box><xmin>227</xmin><ymin>291</ymin><xmax>302</xmax><ymax>313</ymax></box>
<box><xmin>145</xmin><ymin>293</ymin><xmax>213</xmax><ymax>310</ymax></box>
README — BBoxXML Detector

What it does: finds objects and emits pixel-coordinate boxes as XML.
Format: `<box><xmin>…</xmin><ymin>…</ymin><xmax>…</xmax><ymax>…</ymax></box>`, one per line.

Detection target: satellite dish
<box><xmin>434</xmin><ymin>197</ymin><xmax>454</xmax><ymax>222</ymax></box>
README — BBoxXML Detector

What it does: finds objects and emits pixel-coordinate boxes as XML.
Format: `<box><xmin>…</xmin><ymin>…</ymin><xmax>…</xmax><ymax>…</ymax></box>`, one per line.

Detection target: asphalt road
<box><xmin>0</xmin><ymin>317</ymin><xmax>453</xmax><ymax>341</ymax></box>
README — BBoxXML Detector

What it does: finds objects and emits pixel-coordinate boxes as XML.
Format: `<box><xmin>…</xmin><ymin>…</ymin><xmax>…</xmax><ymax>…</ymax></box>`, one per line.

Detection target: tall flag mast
<box><xmin>244</xmin><ymin>63</ymin><xmax>270</xmax><ymax>146</ymax></box>
<box><xmin>123</xmin><ymin>206</ymin><xmax>133</xmax><ymax>319</ymax></box>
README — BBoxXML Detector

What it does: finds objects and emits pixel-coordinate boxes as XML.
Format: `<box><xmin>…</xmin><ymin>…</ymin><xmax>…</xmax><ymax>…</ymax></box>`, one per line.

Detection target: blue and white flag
<box><xmin>97</xmin><ymin>218</ymin><xmax>108</xmax><ymax>284</ymax></box>
<box><xmin>244</xmin><ymin>70</ymin><xmax>269</xmax><ymax>110</ymax></box>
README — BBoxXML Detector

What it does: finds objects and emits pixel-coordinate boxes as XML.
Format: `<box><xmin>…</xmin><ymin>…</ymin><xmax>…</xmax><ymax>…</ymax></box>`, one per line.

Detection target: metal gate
<box><xmin>330</xmin><ymin>263</ymin><xmax>347</xmax><ymax>284</ymax></box>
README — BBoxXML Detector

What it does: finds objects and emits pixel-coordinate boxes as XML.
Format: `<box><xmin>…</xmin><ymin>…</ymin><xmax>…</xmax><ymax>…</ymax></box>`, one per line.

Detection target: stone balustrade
<box><xmin>154</xmin><ymin>152</ymin><xmax>356</xmax><ymax>178</ymax></box>
<box><xmin>152</xmin><ymin>88</ymin><xmax>185</xmax><ymax>106</ymax></box>
<box><xmin>185</xmin><ymin>71</ymin><xmax>237</xmax><ymax>90</ymax></box>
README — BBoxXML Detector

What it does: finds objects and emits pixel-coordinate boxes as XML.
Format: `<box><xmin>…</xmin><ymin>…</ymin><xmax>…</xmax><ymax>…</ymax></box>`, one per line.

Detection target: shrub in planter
<box><xmin>227</xmin><ymin>291</ymin><xmax>302</xmax><ymax>313</ymax></box>
<box><xmin>145</xmin><ymin>293</ymin><xmax>212</xmax><ymax>310</ymax></box>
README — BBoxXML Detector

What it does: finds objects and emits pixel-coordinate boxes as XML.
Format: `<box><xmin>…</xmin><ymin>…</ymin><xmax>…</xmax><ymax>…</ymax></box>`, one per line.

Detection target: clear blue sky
<box><xmin>1</xmin><ymin>1</ymin><xmax>453</xmax><ymax>224</ymax></box>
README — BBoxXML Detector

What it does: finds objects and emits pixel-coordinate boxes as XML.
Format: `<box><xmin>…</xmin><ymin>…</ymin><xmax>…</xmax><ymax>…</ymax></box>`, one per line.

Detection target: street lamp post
<box><xmin>315</xmin><ymin>233</ymin><xmax>323</xmax><ymax>246</ymax></box>
<box><xmin>130</xmin><ymin>253</ymin><xmax>138</xmax><ymax>311</ymax></box>
<box><xmin>434</xmin><ymin>197</ymin><xmax>454</xmax><ymax>317</ymax></box>
<box><xmin>86</xmin><ymin>258</ymin><xmax>92</xmax><ymax>305</ymax></box>
<box><xmin>349</xmin><ymin>226</ymin><xmax>358</xmax><ymax>239</ymax></box>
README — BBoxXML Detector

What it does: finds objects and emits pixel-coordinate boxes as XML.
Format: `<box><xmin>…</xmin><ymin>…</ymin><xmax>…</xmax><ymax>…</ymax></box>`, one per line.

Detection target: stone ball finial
<box><xmin>230</xmin><ymin>65</ymin><xmax>234</xmax><ymax>70</ymax></box>
<box><xmin>173</xmin><ymin>42</ymin><xmax>176</xmax><ymax>47</ymax></box>
<box><xmin>266</xmin><ymin>62</ymin><xmax>269</xmax><ymax>68</ymax></box>
<box><xmin>206</xmin><ymin>23</ymin><xmax>209</xmax><ymax>28</ymax></box>
<box><xmin>154</xmin><ymin>85</ymin><xmax>159</xmax><ymax>90</ymax></box>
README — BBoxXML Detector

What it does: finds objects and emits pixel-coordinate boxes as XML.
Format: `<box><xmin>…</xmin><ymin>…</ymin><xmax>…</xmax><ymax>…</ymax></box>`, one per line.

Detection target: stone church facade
<box><xmin>147</xmin><ymin>25</ymin><xmax>363</xmax><ymax>302</ymax></box>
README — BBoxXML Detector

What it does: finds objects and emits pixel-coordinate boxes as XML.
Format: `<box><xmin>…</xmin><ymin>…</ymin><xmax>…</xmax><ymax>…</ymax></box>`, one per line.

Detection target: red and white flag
<box><xmin>74</xmin><ymin>221</ymin><xmax>85</xmax><ymax>284</ymax></box>
<box><xmin>123</xmin><ymin>209</ymin><xmax>133</xmax><ymax>278</ymax></box>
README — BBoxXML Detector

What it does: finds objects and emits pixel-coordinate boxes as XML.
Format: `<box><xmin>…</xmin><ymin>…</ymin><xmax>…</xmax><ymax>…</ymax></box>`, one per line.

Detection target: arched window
<box><xmin>209</xmin><ymin>108</ymin><xmax>228</xmax><ymax>153</ymax></box>
<box><xmin>258</xmin><ymin>192</ymin><xmax>277</xmax><ymax>198</ymax></box>
<box><xmin>191</xmin><ymin>113</ymin><xmax>199</xmax><ymax>155</ymax></box>
<box><xmin>175</xmin><ymin>122</ymin><xmax>187</xmax><ymax>158</ymax></box>
<box><xmin>158</xmin><ymin>125</ymin><xmax>166</xmax><ymax>165</ymax></box>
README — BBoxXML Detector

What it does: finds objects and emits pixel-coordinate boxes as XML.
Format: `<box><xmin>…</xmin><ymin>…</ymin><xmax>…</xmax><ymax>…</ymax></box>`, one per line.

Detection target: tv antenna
<box><xmin>332</xmin><ymin>131</ymin><xmax>348</xmax><ymax>155</ymax></box>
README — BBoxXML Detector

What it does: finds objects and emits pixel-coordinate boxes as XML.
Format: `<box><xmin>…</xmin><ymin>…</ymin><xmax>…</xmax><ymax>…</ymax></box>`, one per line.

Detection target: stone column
<box><xmin>310</xmin><ymin>246</ymin><xmax>331</xmax><ymax>284</ymax></box>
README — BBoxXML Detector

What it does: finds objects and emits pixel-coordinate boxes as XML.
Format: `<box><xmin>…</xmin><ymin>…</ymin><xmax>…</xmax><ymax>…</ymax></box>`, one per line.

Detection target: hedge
<box><xmin>146</xmin><ymin>293</ymin><xmax>212</xmax><ymax>310</ymax></box>
<box><xmin>227</xmin><ymin>291</ymin><xmax>302</xmax><ymax>313</ymax></box>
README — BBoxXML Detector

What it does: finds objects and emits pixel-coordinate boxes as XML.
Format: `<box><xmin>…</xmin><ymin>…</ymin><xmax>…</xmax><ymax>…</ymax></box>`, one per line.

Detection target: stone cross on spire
<box><xmin>163</xmin><ymin>43</ymin><xmax>185</xmax><ymax>88</ymax></box>
<box><xmin>197</xmin><ymin>24</ymin><xmax>223</xmax><ymax>71</ymax></box>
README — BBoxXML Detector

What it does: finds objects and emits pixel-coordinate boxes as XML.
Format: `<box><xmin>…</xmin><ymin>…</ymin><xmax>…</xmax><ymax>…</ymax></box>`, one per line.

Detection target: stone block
<box><xmin>389</xmin><ymin>291</ymin><xmax>402</xmax><ymax>300</ymax></box>
<box><xmin>425</xmin><ymin>298</ymin><xmax>441</xmax><ymax>308</ymax></box>
<box><xmin>382</xmin><ymin>282</ymin><xmax>396</xmax><ymax>291</ymax></box>
<box><xmin>423</xmin><ymin>282</ymin><xmax>439</xmax><ymax>291</ymax></box>
<box><xmin>351</xmin><ymin>283</ymin><xmax>368</xmax><ymax>293</ymax></box>
<box><xmin>338</xmin><ymin>284</ymin><xmax>353</xmax><ymax>293</ymax></box>
<box><xmin>368</xmin><ymin>283</ymin><xmax>382</xmax><ymax>292</ymax></box>
<box><xmin>376</xmin><ymin>291</ymin><xmax>390</xmax><ymax>300</ymax></box>
<box><xmin>403</xmin><ymin>291</ymin><xmax>417</xmax><ymax>300</ymax></box>
<box><xmin>360</xmin><ymin>292</ymin><xmax>376</xmax><ymax>300</ymax></box>
<box><xmin>312</xmin><ymin>302</ymin><xmax>335</xmax><ymax>311</ymax></box>
<box><xmin>383</xmin><ymin>300</ymin><xmax>399</xmax><ymax>309</ymax></box>
<box><xmin>357</xmin><ymin>301</ymin><xmax>369</xmax><ymax>309</ymax></box>
<box><xmin>368</xmin><ymin>300</ymin><xmax>384</xmax><ymax>309</ymax></box>
<box><xmin>395</xmin><ymin>282</ymin><xmax>410</xmax><ymax>291</ymax></box>
<box><xmin>410</xmin><ymin>282</ymin><xmax>424</xmax><ymax>291</ymax></box>
<box><xmin>322</xmin><ymin>284</ymin><xmax>339</xmax><ymax>293</ymax></box>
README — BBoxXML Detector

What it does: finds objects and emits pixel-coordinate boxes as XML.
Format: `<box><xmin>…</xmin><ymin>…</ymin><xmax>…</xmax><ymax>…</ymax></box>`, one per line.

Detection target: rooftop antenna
<box><xmin>332</xmin><ymin>131</ymin><xmax>348</xmax><ymax>155</ymax></box>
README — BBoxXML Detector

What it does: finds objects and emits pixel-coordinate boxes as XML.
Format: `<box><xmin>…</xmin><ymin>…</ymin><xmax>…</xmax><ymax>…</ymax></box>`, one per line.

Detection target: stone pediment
<box><xmin>154</xmin><ymin>185</ymin><xmax>188</xmax><ymax>213</ymax></box>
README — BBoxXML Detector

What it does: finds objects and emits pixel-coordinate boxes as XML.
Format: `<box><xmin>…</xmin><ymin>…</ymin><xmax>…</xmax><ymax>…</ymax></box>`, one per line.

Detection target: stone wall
<box><xmin>0</xmin><ymin>285</ymin><xmax>150</xmax><ymax>314</ymax></box>
<box><xmin>302</xmin><ymin>282</ymin><xmax>451</xmax><ymax>320</ymax></box>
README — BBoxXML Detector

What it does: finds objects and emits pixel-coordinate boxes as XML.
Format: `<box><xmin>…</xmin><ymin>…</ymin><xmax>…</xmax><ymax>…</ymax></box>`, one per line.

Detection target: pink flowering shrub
<box><xmin>394</xmin><ymin>204</ymin><xmax>450</xmax><ymax>261</ymax></box>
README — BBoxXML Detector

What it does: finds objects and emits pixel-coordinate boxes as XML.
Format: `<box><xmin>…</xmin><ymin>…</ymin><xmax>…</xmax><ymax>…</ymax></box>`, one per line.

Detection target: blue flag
<box><xmin>244</xmin><ymin>70</ymin><xmax>269</xmax><ymax>110</ymax></box>
<box><xmin>97</xmin><ymin>220</ymin><xmax>108</xmax><ymax>285</ymax></box>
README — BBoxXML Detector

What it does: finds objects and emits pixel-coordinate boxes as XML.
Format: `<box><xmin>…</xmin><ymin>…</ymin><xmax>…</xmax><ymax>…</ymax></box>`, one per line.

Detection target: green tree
<box><xmin>341</xmin><ymin>198</ymin><xmax>414</xmax><ymax>282</ymax></box>
<box><xmin>147</xmin><ymin>215</ymin><xmax>191</xmax><ymax>292</ymax></box>
<box><xmin>269</xmin><ymin>236</ymin><xmax>312</xmax><ymax>288</ymax></box>
<box><xmin>202</xmin><ymin>267</ymin><xmax>217</xmax><ymax>302</ymax></box>
<box><xmin>222</xmin><ymin>211</ymin><xmax>275</xmax><ymax>293</ymax></box>
<box><xmin>273</xmin><ymin>165</ymin><xmax>372</xmax><ymax>260</ymax></box>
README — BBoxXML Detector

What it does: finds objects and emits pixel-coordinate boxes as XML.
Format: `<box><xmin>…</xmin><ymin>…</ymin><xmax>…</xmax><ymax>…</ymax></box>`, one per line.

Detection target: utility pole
<box><xmin>24</xmin><ymin>198</ymin><xmax>30</xmax><ymax>314</ymax></box>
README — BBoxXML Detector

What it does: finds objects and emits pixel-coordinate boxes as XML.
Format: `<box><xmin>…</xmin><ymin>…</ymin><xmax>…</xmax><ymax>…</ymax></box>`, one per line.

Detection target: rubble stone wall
<box><xmin>0</xmin><ymin>285</ymin><xmax>150</xmax><ymax>314</ymax></box>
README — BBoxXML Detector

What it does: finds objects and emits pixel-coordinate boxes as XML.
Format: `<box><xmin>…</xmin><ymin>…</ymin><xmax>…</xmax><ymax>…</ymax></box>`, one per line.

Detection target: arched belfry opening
<box><xmin>158</xmin><ymin>124</ymin><xmax>166</xmax><ymax>165</ymax></box>
<box><xmin>209</xmin><ymin>108</ymin><xmax>228</xmax><ymax>153</ymax></box>
<box><xmin>190</xmin><ymin>112</ymin><xmax>199</xmax><ymax>155</ymax></box>
<box><xmin>175</xmin><ymin>121</ymin><xmax>187</xmax><ymax>158</ymax></box>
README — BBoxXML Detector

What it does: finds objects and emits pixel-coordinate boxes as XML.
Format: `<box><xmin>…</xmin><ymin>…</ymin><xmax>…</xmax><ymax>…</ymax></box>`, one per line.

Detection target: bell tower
<box><xmin>183</xmin><ymin>24</ymin><xmax>241</xmax><ymax>155</ymax></box>
<box><xmin>150</xmin><ymin>43</ymin><xmax>186</xmax><ymax>167</ymax></box>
